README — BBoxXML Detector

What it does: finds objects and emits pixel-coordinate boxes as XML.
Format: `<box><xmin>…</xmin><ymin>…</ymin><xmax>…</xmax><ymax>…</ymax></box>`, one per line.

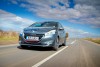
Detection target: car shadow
<box><xmin>17</xmin><ymin>46</ymin><xmax>54</xmax><ymax>51</ymax></box>
<box><xmin>17</xmin><ymin>45</ymin><xmax>63</xmax><ymax>51</ymax></box>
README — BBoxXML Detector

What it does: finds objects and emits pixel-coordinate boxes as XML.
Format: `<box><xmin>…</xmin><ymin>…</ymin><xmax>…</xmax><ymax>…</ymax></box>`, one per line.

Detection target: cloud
<box><xmin>11</xmin><ymin>0</ymin><xmax>18</xmax><ymax>4</ymax></box>
<box><xmin>10</xmin><ymin>0</ymin><xmax>100</xmax><ymax>28</ymax></box>
<box><xmin>64</xmin><ymin>26</ymin><xmax>100</xmax><ymax>38</ymax></box>
<box><xmin>0</xmin><ymin>9</ymin><xmax>35</xmax><ymax>32</ymax></box>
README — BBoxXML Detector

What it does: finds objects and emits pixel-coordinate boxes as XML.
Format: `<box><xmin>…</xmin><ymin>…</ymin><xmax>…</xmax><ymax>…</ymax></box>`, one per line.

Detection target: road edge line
<box><xmin>71</xmin><ymin>40</ymin><xmax>76</xmax><ymax>44</ymax></box>
<box><xmin>32</xmin><ymin>46</ymin><xmax>68</xmax><ymax>67</ymax></box>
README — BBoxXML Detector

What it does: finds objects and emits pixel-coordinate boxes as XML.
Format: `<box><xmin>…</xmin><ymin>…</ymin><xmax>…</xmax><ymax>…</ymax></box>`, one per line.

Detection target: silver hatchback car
<box><xmin>19</xmin><ymin>21</ymin><xmax>66</xmax><ymax>50</ymax></box>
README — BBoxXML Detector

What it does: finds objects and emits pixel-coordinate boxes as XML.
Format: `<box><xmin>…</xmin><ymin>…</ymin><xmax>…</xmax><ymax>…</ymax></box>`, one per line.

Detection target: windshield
<box><xmin>29</xmin><ymin>22</ymin><xmax>57</xmax><ymax>27</ymax></box>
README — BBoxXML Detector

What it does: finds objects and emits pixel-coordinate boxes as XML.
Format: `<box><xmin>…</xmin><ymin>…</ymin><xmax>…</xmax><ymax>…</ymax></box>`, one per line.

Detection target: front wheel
<box><xmin>53</xmin><ymin>37</ymin><xmax>59</xmax><ymax>51</ymax></box>
<box><xmin>20</xmin><ymin>45</ymin><xmax>27</xmax><ymax>49</ymax></box>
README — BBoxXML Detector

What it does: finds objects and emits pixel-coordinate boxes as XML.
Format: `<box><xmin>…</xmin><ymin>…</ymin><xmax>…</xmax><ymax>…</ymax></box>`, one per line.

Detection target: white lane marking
<box><xmin>32</xmin><ymin>46</ymin><xmax>68</xmax><ymax>67</ymax></box>
<box><xmin>0</xmin><ymin>44</ymin><xmax>18</xmax><ymax>48</ymax></box>
<box><xmin>71</xmin><ymin>40</ymin><xmax>76</xmax><ymax>44</ymax></box>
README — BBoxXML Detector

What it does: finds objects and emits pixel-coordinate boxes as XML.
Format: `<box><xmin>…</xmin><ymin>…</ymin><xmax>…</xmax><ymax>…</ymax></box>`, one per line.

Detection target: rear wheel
<box><xmin>53</xmin><ymin>37</ymin><xmax>59</xmax><ymax>51</ymax></box>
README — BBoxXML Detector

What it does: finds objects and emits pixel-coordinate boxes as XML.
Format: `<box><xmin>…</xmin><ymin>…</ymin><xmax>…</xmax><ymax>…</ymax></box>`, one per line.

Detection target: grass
<box><xmin>85</xmin><ymin>38</ymin><xmax>100</xmax><ymax>44</ymax></box>
<box><xmin>0</xmin><ymin>36</ymin><xmax>18</xmax><ymax>41</ymax></box>
<box><xmin>0</xmin><ymin>30</ymin><xmax>19</xmax><ymax>45</ymax></box>
<box><xmin>0</xmin><ymin>36</ymin><xmax>19</xmax><ymax>45</ymax></box>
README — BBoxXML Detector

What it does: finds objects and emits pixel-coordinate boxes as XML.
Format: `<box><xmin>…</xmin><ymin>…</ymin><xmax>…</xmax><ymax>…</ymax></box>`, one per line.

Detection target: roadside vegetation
<box><xmin>0</xmin><ymin>30</ymin><xmax>18</xmax><ymax>45</ymax></box>
<box><xmin>85</xmin><ymin>38</ymin><xmax>100</xmax><ymax>44</ymax></box>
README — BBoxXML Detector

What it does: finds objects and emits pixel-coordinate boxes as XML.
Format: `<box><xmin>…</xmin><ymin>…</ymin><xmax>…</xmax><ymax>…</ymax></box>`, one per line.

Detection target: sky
<box><xmin>0</xmin><ymin>0</ymin><xmax>100</xmax><ymax>38</ymax></box>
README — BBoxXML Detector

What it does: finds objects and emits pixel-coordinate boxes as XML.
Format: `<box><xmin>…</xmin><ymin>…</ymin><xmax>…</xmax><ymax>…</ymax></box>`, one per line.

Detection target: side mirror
<box><xmin>59</xmin><ymin>28</ymin><xmax>64</xmax><ymax>30</ymax></box>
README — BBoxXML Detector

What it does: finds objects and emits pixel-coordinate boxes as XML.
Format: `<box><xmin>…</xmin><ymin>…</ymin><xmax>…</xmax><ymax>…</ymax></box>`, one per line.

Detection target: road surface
<box><xmin>0</xmin><ymin>39</ymin><xmax>100</xmax><ymax>67</ymax></box>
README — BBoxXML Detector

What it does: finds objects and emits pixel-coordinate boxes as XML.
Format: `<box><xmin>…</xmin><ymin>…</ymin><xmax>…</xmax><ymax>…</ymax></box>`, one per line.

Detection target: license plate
<box><xmin>26</xmin><ymin>36</ymin><xmax>39</xmax><ymax>41</ymax></box>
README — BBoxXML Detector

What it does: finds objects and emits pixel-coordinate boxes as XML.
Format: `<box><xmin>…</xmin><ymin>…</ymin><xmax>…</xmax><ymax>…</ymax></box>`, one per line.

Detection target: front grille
<box><xmin>24</xmin><ymin>33</ymin><xmax>44</xmax><ymax>40</ymax></box>
<box><xmin>24</xmin><ymin>42</ymin><xmax>42</xmax><ymax>45</ymax></box>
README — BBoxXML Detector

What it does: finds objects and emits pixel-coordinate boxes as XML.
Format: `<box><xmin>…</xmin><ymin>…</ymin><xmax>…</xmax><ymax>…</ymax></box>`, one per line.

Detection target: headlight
<box><xmin>44</xmin><ymin>30</ymin><xmax>56</xmax><ymax>38</ymax></box>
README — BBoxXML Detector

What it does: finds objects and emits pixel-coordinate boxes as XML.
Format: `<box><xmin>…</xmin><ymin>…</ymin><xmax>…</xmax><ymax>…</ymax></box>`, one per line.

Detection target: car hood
<box><xmin>24</xmin><ymin>27</ymin><xmax>56</xmax><ymax>34</ymax></box>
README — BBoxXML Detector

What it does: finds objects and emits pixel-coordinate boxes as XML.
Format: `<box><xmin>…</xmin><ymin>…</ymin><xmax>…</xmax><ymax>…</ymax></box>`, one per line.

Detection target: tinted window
<box><xmin>30</xmin><ymin>23</ymin><xmax>42</xmax><ymax>27</ymax></box>
<box><xmin>30</xmin><ymin>22</ymin><xmax>57</xmax><ymax>27</ymax></box>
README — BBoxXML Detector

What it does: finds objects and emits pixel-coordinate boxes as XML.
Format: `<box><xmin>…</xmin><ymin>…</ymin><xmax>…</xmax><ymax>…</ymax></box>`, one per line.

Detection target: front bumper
<box><xmin>19</xmin><ymin>34</ymin><xmax>55</xmax><ymax>47</ymax></box>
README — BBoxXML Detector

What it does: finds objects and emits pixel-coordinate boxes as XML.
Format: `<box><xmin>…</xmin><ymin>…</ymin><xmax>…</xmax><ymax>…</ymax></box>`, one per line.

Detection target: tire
<box><xmin>53</xmin><ymin>37</ymin><xmax>59</xmax><ymax>51</ymax></box>
<box><xmin>62</xmin><ymin>38</ymin><xmax>66</xmax><ymax>46</ymax></box>
<box><xmin>20</xmin><ymin>45</ymin><xmax>27</xmax><ymax>49</ymax></box>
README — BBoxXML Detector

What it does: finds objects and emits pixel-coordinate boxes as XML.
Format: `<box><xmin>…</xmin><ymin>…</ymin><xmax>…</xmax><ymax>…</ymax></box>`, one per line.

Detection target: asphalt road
<box><xmin>0</xmin><ymin>39</ymin><xmax>100</xmax><ymax>67</ymax></box>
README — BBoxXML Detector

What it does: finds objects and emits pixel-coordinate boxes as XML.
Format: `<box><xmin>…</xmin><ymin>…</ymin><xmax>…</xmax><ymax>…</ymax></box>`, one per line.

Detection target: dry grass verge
<box><xmin>85</xmin><ymin>38</ymin><xmax>100</xmax><ymax>44</ymax></box>
<box><xmin>0</xmin><ymin>31</ymin><xmax>19</xmax><ymax>45</ymax></box>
